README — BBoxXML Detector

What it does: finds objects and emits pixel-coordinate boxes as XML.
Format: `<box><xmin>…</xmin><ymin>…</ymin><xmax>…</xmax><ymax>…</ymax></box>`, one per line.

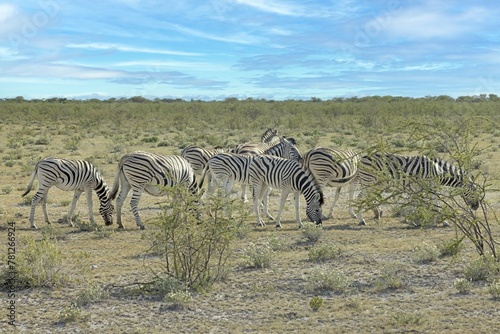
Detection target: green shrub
<box><xmin>305</xmin><ymin>267</ymin><xmax>350</xmax><ymax>293</ymax></box>
<box><xmin>242</xmin><ymin>242</ymin><xmax>274</xmax><ymax>269</ymax></box>
<box><xmin>308</xmin><ymin>242</ymin><xmax>342</xmax><ymax>262</ymax></box>
<box><xmin>453</xmin><ymin>278</ymin><xmax>472</xmax><ymax>294</ymax></box>
<box><xmin>488</xmin><ymin>279</ymin><xmax>500</xmax><ymax>300</ymax></box>
<box><xmin>375</xmin><ymin>261</ymin><xmax>409</xmax><ymax>291</ymax></box>
<box><xmin>75</xmin><ymin>281</ymin><xmax>109</xmax><ymax>306</ymax></box>
<box><xmin>309</xmin><ymin>296</ymin><xmax>324</xmax><ymax>311</ymax></box>
<box><xmin>301</xmin><ymin>222</ymin><xmax>323</xmax><ymax>242</ymax></box>
<box><xmin>463</xmin><ymin>255</ymin><xmax>500</xmax><ymax>282</ymax></box>
<box><xmin>412</xmin><ymin>243</ymin><xmax>440</xmax><ymax>264</ymax></box>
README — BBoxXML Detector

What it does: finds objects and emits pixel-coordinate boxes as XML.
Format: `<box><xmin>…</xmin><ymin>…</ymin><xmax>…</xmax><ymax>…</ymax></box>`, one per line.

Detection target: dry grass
<box><xmin>1</xmin><ymin>103</ymin><xmax>500</xmax><ymax>333</ymax></box>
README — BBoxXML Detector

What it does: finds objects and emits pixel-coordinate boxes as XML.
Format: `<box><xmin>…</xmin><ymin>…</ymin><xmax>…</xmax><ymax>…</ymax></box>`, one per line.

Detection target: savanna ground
<box><xmin>1</xmin><ymin>97</ymin><xmax>499</xmax><ymax>333</ymax></box>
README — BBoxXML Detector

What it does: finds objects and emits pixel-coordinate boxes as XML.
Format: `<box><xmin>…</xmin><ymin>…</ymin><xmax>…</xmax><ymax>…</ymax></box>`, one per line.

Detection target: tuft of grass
<box><xmin>438</xmin><ymin>238</ymin><xmax>464</xmax><ymax>257</ymax></box>
<box><xmin>488</xmin><ymin>279</ymin><xmax>500</xmax><ymax>300</ymax></box>
<box><xmin>304</xmin><ymin>267</ymin><xmax>350</xmax><ymax>294</ymax></box>
<box><xmin>242</xmin><ymin>242</ymin><xmax>274</xmax><ymax>269</ymax></box>
<box><xmin>463</xmin><ymin>255</ymin><xmax>500</xmax><ymax>282</ymax></box>
<box><xmin>308</xmin><ymin>242</ymin><xmax>343</xmax><ymax>262</ymax></box>
<box><xmin>301</xmin><ymin>222</ymin><xmax>323</xmax><ymax>242</ymax></box>
<box><xmin>163</xmin><ymin>290</ymin><xmax>192</xmax><ymax>310</ymax></box>
<box><xmin>453</xmin><ymin>278</ymin><xmax>472</xmax><ymax>294</ymax></box>
<box><xmin>390</xmin><ymin>311</ymin><xmax>426</xmax><ymax>326</ymax></box>
<box><xmin>75</xmin><ymin>281</ymin><xmax>109</xmax><ymax>307</ymax></box>
<box><xmin>374</xmin><ymin>261</ymin><xmax>409</xmax><ymax>291</ymax></box>
<box><xmin>412</xmin><ymin>242</ymin><xmax>440</xmax><ymax>264</ymax></box>
<box><xmin>58</xmin><ymin>303</ymin><xmax>90</xmax><ymax>324</ymax></box>
<box><xmin>309</xmin><ymin>296</ymin><xmax>324</xmax><ymax>312</ymax></box>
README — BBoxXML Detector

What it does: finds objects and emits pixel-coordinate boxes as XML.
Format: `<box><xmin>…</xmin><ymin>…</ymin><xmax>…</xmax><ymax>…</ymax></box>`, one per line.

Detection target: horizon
<box><xmin>1</xmin><ymin>1</ymin><xmax>499</xmax><ymax>101</ymax></box>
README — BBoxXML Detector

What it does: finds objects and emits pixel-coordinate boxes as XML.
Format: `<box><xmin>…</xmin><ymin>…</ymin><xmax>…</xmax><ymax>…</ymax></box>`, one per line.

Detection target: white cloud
<box><xmin>0</xmin><ymin>3</ymin><xmax>17</xmax><ymax>22</ymax></box>
<box><xmin>66</xmin><ymin>43</ymin><xmax>203</xmax><ymax>56</ymax></box>
<box><xmin>234</xmin><ymin>0</ymin><xmax>299</xmax><ymax>16</ymax></box>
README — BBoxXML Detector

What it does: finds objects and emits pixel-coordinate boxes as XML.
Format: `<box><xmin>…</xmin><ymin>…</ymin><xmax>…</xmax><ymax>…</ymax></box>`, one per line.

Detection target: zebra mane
<box><xmin>261</xmin><ymin>128</ymin><xmax>279</xmax><ymax>144</ymax></box>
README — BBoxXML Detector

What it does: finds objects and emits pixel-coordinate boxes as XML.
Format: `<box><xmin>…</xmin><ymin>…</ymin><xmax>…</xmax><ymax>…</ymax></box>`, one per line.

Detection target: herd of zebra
<box><xmin>21</xmin><ymin>128</ymin><xmax>481</xmax><ymax>230</ymax></box>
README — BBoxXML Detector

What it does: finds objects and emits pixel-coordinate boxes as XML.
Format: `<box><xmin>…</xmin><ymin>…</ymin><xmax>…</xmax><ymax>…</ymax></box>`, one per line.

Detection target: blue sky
<box><xmin>0</xmin><ymin>0</ymin><xmax>499</xmax><ymax>100</ymax></box>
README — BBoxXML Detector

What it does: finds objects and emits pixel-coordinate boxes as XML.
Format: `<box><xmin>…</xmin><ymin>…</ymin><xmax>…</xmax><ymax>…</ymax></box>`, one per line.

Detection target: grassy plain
<box><xmin>0</xmin><ymin>97</ymin><xmax>499</xmax><ymax>333</ymax></box>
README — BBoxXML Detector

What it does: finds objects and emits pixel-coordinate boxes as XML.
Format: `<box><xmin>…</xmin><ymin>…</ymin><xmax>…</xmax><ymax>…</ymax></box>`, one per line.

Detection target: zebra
<box><xmin>355</xmin><ymin>153</ymin><xmax>480</xmax><ymax>225</ymax></box>
<box><xmin>180</xmin><ymin>144</ymin><xmax>224</xmax><ymax>192</ymax></box>
<box><xmin>205</xmin><ymin>136</ymin><xmax>302</xmax><ymax>219</ymax></box>
<box><xmin>300</xmin><ymin>147</ymin><xmax>360</xmax><ymax>220</ymax></box>
<box><xmin>200</xmin><ymin>153</ymin><xmax>323</xmax><ymax>228</ymax></box>
<box><xmin>21</xmin><ymin>157</ymin><xmax>114</xmax><ymax>229</ymax></box>
<box><xmin>109</xmin><ymin>151</ymin><xmax>199</xmax><ymax>230</ymax></box>
<box><xmin>231</xmin><ymin>135</ymin><xmax>301</xmax><ymax>203</ymax></box>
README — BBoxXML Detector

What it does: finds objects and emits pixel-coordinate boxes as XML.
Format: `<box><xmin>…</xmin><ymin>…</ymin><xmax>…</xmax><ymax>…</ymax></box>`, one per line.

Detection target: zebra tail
<box><xmin>21</xmin><ymin>170</ymin><xmax>37</xmax><ymax>197</ymax></box>
<box><xmin>109</xmin><ymin>165</ymin><xmax>122</xmax><ymax>200</ymax></box>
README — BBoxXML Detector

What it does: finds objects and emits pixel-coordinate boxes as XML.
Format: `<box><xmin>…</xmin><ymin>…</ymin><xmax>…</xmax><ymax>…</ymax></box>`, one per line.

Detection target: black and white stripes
<box><xmin>201</xmin><ymin>153</ymin><xmax>323</xmax><ymax>227</ymax></box>
<box><xmin>109</xmin><ymin>151</ymin><xmax>198</xmax><ymax>229</ymax></box>
<box><xmin>22</xmin><ymin>157</ymin><xmax>114</xmax><ymax>228</ymax></box>
<box><xmin>356</xmin><ymin>153</ymin><xmax>479</xmax><ymax>225</ymax></box>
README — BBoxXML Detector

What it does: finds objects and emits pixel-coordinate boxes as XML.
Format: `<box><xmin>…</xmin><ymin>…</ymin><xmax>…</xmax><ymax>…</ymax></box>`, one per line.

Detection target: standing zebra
<box><xmin>180</xmin><ymin>144</ymin><xmax>224</xmax><ymax>192</ymax></box>
<box><xmin>300</xmin><ymin>147</ymin><xmax>360</xmax><ymax>220</ymax></box>
<box><xmin>231</xmin><ymin>135</ymin><xmax>301</xmax><ymax>203</ymax></box>
<box><xmin>230</xmin><ymin>128</ymin><xmax>281</xmax><ymax>202</ymax></box>
<box><xmin>356</xmin><ymin>153</ymin><xmax>480</xmax><ymax>225</ymax></box>
<box><xmin>200</xmin><ymin>153</ymin><xmax>323</xmax><ymax>228</ymax></box>
<box><xmin>109</xmin><ymin>151</ymin><xmax>198</xmax><ymax>229</ymax></box>
<box><xmin>22</xmin><ymin>157</ymin><xmax>114</xmax><ymax>229</ymax></box>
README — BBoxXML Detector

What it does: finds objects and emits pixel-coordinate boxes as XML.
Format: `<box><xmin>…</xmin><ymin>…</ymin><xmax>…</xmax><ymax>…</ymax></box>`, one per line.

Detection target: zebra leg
<box><xmin>253</xmin><ymin>184</ymin><xmax>266</xmax><ymax>227</ymax></box>
<box><xmin>262</xmin><ymin>187</ymin><xmax>274</xmax><ymax>220</ymax></box>
<box><xmin>84</xmin><ymin>185</ymin><xmax>97</xmax><ymax>225</ymax></box>
<box><xmin>130</xmin><ymin>189</ymin><xmax>145</xmax><ymax>230</ymax></box>
<box><xmin>347</xmin><ymin>182</ymin><xmax>357</xmax><ymax>218</ymax></box>
<box><xmin>294</xmin><ymin>191</ymin><xmax>302</xmax><ymax>228</ymax></box>
<box><xmin>28</xmin><ymin>189</ymin><xmax>47</xmax><ymax>229</ymax></box>
<box><xmin>115</xmin><ymin>181</ymin><xmax>131</xmax><ymax>229</ymax></box>
<box><xmin>241</xmin><ymin>184</ymin><xmax>248</xmax><ymax>203</ymax></box>
<box><xmin>67</xmin><ymin>190</ymin><xmax>83</xmax><ymax>226</ymax></box>
<box><xmin>325</xmin><ymin>187</ymin><xmax>342</xmax><ymax>220</ymax></box>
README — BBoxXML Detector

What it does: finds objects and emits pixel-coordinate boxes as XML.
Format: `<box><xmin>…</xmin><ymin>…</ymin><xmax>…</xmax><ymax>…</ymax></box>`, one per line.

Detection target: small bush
<box><xmin>391</xmin><ymin>311</ymin><xmax>426</xmax><ymax>326</ymax></box>
<box><xmin>454</xmin><ymin>278</ymin><xmax>472</xmax><ymax>294</ymax></box>
<box><xmin>488</xmin><ymin>279</ymin><xmax>500</xmax><ymax>300</ymax></box>
<box><xmin>375</xmin><ymin>261</ymin><xmax>409</xmax><ymax>291</ymax></box>
<box><xmin>242</xmin><ymin>242</ymin><xmax>274</xmax><ymax>269</ymax></box>
<box><xmin>58</xmin><ymin>303</ymin><xmax>90</xmax><ymax>324</ymax></box>
<box><xmin>305</xmin><ymin>267</ymin><xmax>350</xmax><ymax>293</ymax></box>
<box><xmin>438</xmin><ymin>238</ymin><xmax>464</xmax><ymax>257</ymax></box>
<box><xmin>163</xmin><ymin>290</ymin><xmax>192</xmax><ymax>310</ymax></box>
<box><xmin>412</xmin><ymin>243</ymin><xmax>439</xmax><ymax>264</ymax></box>
<box><xmin>308</xmin><ymin>242</ymin><xmax>342</xmax><ymax>262</ymax></box>
<box><xmin>301</xmin><ymin>222</ymin><xmax>323</xmax><ymax>242</ymax></box>
<box><xmin>75</xmin><ymin>282</ymin><xmax>109</xmax><ymax>306</ymax></box>
<box><xmin>463</xmin><ymin>255</ymin><xmax>500</xmax><ymax>282</ymax></box>
<box><xmin>309</xmin><ymin>296</ymin><xmax>324</xmax><ymax>312</ymax></box>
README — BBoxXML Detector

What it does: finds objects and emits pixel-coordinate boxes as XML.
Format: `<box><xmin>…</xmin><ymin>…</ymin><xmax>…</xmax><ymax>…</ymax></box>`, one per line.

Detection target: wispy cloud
<box><xmin>66</xmin><ymin>43</ymin><xmax>202</xmax><ymax>56</ymax></box>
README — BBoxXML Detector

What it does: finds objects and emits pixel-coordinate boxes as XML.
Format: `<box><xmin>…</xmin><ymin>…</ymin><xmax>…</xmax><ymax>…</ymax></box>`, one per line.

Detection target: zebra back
<box><xmin>115</xmin><ymin>151</ymin><xmax>198</xmax><ymax>195</ymax></box>
<box><xmin>181</xmin><ymin>145</ymin><xmax>224</xmax><ymax>175</ymax></box>
<box><xmin>302</xmin><ymin>147</ymin><xmax>359</xmax><ymax>187</ymax></box>
<box><xmin>263</xmin><ymin>137</ymin><xmax>302</xmax><ymax>161</ymax></box>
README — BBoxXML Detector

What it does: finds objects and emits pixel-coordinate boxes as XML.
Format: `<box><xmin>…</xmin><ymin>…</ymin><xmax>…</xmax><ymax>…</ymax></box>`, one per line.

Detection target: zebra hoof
<box><xmin>275</xmin><ymin>223</ymin><xmax>282</xmax><ymax>228</ymax></box>
<box><xmin>358</xmin><ymin>220</ymin><xmax>367</xmax><ymax>226</ymax></box>
<box><xmin>31</xmin><ymin>225</ymin><xmax>38</xmax><ymax>229</ymax></box>
<box><xmin>139</xmin><ymin>225</ymin><xmax>146</xmax><ymax>230</ymax></box>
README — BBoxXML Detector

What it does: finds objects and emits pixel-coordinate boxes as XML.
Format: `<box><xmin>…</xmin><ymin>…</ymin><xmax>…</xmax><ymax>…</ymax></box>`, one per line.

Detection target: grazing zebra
<box><xmin>109</xmin><ymin>151</ymin><xmax>198</xmax><ymax>230</ymax></box>
<box><xmin>356</xmin><ymin>153</ymin><xmax>480</xmax><ymax>225</ymax></box>
<box><xmin>231</xmin><ymin>135</ymin><xmax>301</xmax><ymax>203</ymax></box>
<box><xmin>232</xmin><ymin>128</ymin><xmax>280</xmax><ymax>155</ymax></box>
<box><xmin>200</xmin><ymin>153</ymin><xmax>323</xmax><ymax>228</ymax></box>
<box><xmin>300</xmin><ymin>147</ymin><xmax>360</xmax><ymax>219</ymax></box>
<box><xmin>180</xmin><ymin>144</ymin><xmax>224</xmax><ymax>191</ymax></box>
<box><xmin>22</xmin><ymin>157</ymin><xmax>114</xmax><ymax>229</ymax></box>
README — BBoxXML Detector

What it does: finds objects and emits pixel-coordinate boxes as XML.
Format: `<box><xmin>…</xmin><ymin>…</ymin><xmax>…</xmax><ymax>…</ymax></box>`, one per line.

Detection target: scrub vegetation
<box><xmin>1</xmin><ymin>96</ymin><xmax>499</xmax><ymax>333</ymax></box>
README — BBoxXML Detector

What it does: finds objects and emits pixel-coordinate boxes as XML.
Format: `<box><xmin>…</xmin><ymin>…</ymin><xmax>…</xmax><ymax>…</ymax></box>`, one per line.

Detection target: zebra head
<box><xmin>306</xmin><ymin>191</ymin><xmax>324</xmax><ymax>226</ymax></box>
<box><xmin>281</xmin><ymin>137</ymin><xmax>303</xmax><ymax>162</ymax></box>
<box><xmin>462</xmin><ymin>177</ymin><xmax>481</xmax><ymax>211</ymax></box>
<box><xmin>99</xmin><ymin>201</ymin><xmax>114</xmax><ymax>226</ymax></box>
